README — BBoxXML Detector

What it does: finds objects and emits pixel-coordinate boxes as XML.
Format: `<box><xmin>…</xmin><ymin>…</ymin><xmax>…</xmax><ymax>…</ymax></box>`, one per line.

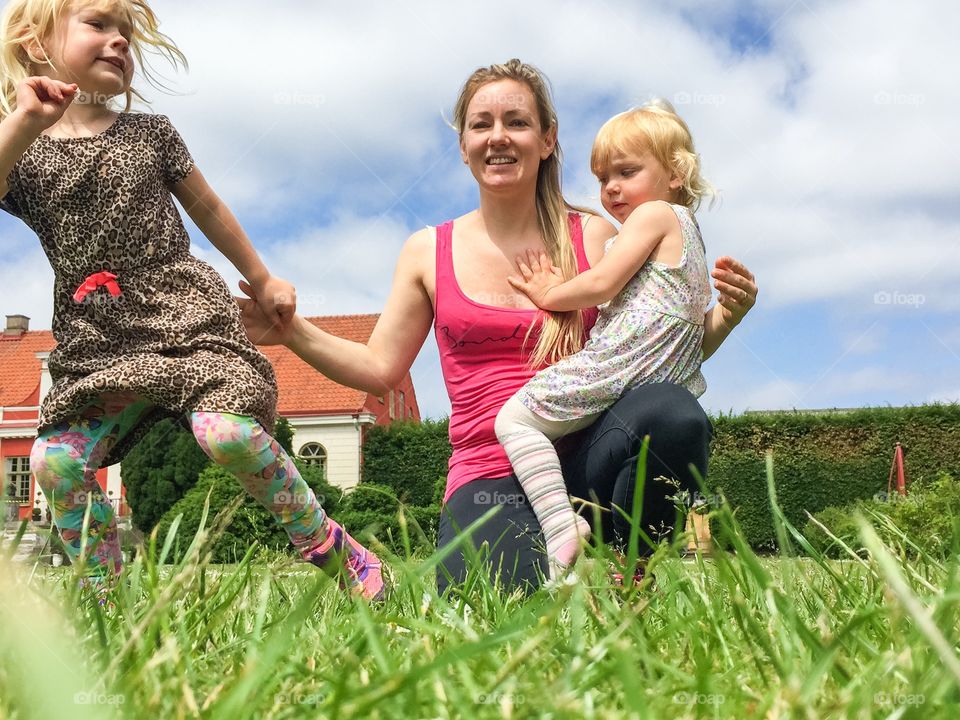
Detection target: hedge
<box><xmin>150</xmin><ymin>404</ymin><xmax>960</xmax><ymax>559</ymax></box>
<box><xmin>361</xmin><ymin>405</ymin><xmax>960</xmax><ymax>552</ymax></box>
<box><xmin>361</xmin><ymin>419</ymin><xmax>450</xmax><ymax>506</ymax></box>
<box><xmin>706</xmin><ymin>404</ymin><xmax>960</xmax><ymax>549</ymax></box>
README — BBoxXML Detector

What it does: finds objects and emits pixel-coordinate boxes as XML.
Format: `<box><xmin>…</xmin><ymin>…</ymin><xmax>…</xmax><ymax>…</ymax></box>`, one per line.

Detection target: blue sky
<box><xmin>1</xmin><ymin>0</ymin><xmax>957</xmax><ymax>420</ymax></box>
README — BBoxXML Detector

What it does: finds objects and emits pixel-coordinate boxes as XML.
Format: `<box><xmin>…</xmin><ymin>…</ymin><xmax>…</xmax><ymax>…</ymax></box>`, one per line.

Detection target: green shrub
<box><xmin>708</xmin><ymin>404</ymin><xmax>960</xmax><ymax>549</ymax></box>
<box><xmin>803</xmin><ymin>472</ymin><xmax>960</xmax><ymax>559</ymax></box>
<box><xmin>335</xmin><ymin>483</ymin><xmax>439</xmax><ymax>556</ymax></box>
<box><xmin>154</xmin><ymin>461</ymin><xmax>347</xmax><ymax>564</ymax></box>
<box><xmin>122</xmin><ymin>418</ymin><xmax>211</xmax><ymax>532</ymax></box>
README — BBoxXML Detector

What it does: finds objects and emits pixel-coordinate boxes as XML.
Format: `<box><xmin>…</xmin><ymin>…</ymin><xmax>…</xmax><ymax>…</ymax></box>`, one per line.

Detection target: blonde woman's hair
<box><xmin>0</xmin><ymin>0</ymin><xmax>187</xmax><ymax>119</ymax></box>
<box><xmin>453</xmin><ymin>58</ymin><xmax>592</xmax><ymax>368</ymax></box>
<box><xmin>591</xmin><ymin>99</ymin><xmax>715</xmax><ymax>211</ymax></box>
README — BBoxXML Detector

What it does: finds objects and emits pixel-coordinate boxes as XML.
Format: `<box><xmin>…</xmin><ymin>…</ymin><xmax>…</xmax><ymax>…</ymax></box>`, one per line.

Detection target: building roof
<box><xmin>0</xmin><ymin>331</ymin><xmax>54</xmax><ymax>407</ymax></box>
<box><xmin>256</xmin><ymin>314</ymin><xmax>380</xmax><ymax>416</ymax></box>
<box><xmin>0</xmin><ymin>315</ymin><xmax>383</xmax><ymax>416</ymax></box>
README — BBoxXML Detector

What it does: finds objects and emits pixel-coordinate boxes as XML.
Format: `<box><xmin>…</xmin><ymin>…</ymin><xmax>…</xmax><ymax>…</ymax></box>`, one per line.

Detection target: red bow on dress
<box><xmin>73</xmin><ymin>271</ymin><xmax>122</xmax><ymax>303</ymax></box>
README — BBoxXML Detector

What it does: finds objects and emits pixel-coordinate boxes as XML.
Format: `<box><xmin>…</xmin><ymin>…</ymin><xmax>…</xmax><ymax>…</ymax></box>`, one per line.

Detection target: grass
<box><xmin>1</xmin><ymin>453</ymin><xmax>959</xmax><ymax>719</ymax></box>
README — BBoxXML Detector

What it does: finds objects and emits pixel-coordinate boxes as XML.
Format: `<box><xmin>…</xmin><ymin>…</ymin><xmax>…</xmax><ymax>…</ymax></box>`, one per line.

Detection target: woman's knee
<box><xmin>618</xmin><ymin>383</ymin><xmax>711</xmax><ymax>447</ymax></box>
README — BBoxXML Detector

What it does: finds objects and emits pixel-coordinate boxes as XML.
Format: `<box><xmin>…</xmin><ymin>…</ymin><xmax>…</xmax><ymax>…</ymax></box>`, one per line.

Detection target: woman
<box><xmin>240</xmin><ymin>59</ymin><xmax>757</xmax><ymax>593</ymax></box>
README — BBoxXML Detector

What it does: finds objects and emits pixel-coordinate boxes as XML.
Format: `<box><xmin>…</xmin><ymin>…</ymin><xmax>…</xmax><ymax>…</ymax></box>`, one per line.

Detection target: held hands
<box><xmin>16</xmin><ymin>77</ymin><xmax>78</xmax><ymax>131</ymax></box>
<box><xmin>711</xmin><ymin>256</ymin><xmax>757</xmax><ymax>329</ymax></box>
<box><xmin>237</xmin><ymin>275</ymin><xmax>297</xmax><ymax>344</ymax></box>
<box><xmin>507</xmin><ymin>249</ymin><xmax>564</xmax><ymax>309</ymax></box>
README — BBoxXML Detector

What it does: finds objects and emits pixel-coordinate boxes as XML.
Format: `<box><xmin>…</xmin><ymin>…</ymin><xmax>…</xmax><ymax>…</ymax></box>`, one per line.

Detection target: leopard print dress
<box><xmin>0</xmin><ymin>113</ymin><xmax>277</xmax><ymax>465</ymax></box>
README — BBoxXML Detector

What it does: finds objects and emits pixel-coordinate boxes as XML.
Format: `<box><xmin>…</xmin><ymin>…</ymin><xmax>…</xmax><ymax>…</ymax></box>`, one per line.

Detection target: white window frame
<box><xmin>298</xmin><ymin>442</ymin><xmax>328</xmax><ymax>474</ymax></box>
<box><xmin>5</xmin><ymin>456</ymin><xmax>30</xmax><ymax>502</ymax></box>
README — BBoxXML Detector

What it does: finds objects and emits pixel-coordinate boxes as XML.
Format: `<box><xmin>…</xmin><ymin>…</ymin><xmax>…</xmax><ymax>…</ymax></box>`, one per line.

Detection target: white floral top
<box><xmin>517</xmin><ymin>202</ymin><xmax>710</xmax><ymax>421</ymax></box>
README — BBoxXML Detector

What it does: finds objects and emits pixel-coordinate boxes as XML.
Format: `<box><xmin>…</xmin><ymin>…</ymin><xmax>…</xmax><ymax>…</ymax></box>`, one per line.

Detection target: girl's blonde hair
<box><xmin>0</xmin><ymin>0</ymin><xmax>186</xmax><ymax>119</ymax></box>
<box><xmin>591</xmin><ymin>99</ymin><xmax>715</xmax><ymax>211</ymax></box>
<box><xmin>453</xmin><ymin>58</ymin><xmax>591</xmax><ymax>368</ymax></box>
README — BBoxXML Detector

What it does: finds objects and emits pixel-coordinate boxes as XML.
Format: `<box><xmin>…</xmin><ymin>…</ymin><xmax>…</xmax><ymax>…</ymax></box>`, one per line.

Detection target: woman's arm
<box><xmin>239</xmin><ymin>228</ymin><xmax>436</xmax><ymax>394</ymax></box>
<box><xmin>173</xmin><ymin>168</ymin><xmax>296</xmax><ymax>326</ymax></box>
<box><xmin>702</xmin><ymin>256</ymin><xmax>757</xmax><ymax>360</ymax></box>
<box><xmin>509</xmin><ymin>202</ymin><xmax>674</xmax><ymax>311</ymax></box>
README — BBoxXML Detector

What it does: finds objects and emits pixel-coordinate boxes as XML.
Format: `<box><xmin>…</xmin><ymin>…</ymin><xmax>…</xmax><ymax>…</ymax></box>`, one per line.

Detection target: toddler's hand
<box><xmin>246</xmin><ymin>275</ymin><xmax>297</xmax><ymax>329</ymax></box>
<box><xmin>16</xmin><ymin>77</ymin><xmax>78</xmax><ymax>130</ymax></box>
<box><xmin>507</xmin><ymin>249</ymin><xmax>564</xmax><ymax>309</ymax></box>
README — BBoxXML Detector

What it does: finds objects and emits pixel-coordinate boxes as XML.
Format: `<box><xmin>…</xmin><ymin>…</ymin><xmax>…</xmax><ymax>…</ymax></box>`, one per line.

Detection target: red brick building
<box><xmin>1</xmin><ymin>314</ymin><xmax>419</xmax><ymax>522</ymax></box>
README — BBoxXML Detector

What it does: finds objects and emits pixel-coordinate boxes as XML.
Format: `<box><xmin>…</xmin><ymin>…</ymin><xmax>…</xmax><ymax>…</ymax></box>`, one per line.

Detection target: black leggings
<box><xmin>436</xmin><ymin>383</ymin><xmax>711</xmax><ymax>594</ymax></box>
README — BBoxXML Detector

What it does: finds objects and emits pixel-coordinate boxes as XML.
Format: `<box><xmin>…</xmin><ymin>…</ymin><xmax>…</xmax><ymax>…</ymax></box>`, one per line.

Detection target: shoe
<box><xmin>610</xmin><ymin>556</ymin><xmax>651</xmax><ymax>590</ymax></box>
<box><xmin>305</xmin><ymin>518</ymin><xmax>385</xmax><ymax>601</ymax></box>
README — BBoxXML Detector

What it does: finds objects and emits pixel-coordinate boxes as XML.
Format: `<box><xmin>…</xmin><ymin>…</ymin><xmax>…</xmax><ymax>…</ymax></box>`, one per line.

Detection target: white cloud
<box><xmin>702</xmin><ymin>378</ymin><xmax>807</xmax><ymax>415</ymax></box>
<box><xmin>2</xmin><ymin>0</ymin><xmax>958</xmax><ymax>420</ymax></box>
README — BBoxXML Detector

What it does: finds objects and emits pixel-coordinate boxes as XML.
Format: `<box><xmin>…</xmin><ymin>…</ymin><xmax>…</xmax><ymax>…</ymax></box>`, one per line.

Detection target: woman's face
<box><xmin>459</xmin><ymin>78</ymin><xmax>556</xmax><ymax>195</ymax></box>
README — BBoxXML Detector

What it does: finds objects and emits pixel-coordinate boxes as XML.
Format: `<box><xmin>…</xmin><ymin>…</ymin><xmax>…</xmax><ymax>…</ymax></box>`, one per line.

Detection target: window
<box><xmin>298</xmin><ymin>443</ymin><xmax>327</xmax><ymax>474</ymax></box>
<box><xmin>399</xmin><ymin>391</ymin><xmax>406</xmax><ymax>420</ymax></box>
<box><xmin>5</xmin><ymin>457</ymin><xmax>30</xmax><ymax>502</ymax></box>
<box><xmin>388</xmin><ymin>390</ymin><xmax>395</xmax><ymax>420</ymax></box>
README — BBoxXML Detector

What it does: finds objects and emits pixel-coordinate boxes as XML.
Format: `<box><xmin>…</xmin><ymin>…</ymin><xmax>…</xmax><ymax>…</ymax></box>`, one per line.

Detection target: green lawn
<box><xmin>2</xmin><ymin>487</ymin><xmax>959</xmax><ymax>719</ymax></box>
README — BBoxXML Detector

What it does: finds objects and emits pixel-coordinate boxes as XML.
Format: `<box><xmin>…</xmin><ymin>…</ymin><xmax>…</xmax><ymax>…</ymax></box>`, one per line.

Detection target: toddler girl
<box><xmin>495</xmin><ymin>100</ymin><xmax>714</xmax><ymax>581</ymax></box>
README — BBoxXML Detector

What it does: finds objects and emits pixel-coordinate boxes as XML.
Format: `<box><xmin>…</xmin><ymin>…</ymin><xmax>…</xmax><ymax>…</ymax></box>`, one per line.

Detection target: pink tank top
<box><xmin>434</xmin><ymin>213</ymin><xmax>598</xmax><ymax>503</ymax></box>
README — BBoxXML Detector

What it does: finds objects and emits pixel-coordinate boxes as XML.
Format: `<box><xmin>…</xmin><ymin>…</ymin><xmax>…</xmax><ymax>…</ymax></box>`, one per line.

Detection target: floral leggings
<box><xmin>30</xmin><ymin>393</ymin><xmax>327</xmax><ymax>578</ymax></box>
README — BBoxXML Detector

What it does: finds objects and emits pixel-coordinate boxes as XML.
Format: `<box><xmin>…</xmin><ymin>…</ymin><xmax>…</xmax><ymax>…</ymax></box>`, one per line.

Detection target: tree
<box><xmin>122</xmin><ymin>418</ymin><xmax>211</xmax><ymax>532</ymax></box>
<box><xmin>274</xmin><ymin>416</ymin><xmax>295</xmax><ymax>456</ymax></box>
<box><xmin>123</xmin><ymin>415</ymin><xmax>307</xmax><ymax>534</ymax></box>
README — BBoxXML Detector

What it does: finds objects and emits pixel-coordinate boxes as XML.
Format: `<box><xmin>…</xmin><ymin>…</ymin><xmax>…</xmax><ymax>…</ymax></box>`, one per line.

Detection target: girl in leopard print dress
<box><xmin>0</xmin><ymin>0</ymin><xmax>383</xmax><ymax>599</ymax></box>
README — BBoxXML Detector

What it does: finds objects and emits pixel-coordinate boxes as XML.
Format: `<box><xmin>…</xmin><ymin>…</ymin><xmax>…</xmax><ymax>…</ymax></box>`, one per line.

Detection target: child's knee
<box><xmin>30</xmin><ymin>435</ymin><xmax>84</xmax><ymax>490</ymax></box>
<box><xmin>495</xmin><ymin>396</ymin><xmax>527</xmax><ymax>442</ymax></box>
<box><xmin>190</xmin><ymin>412</ymin><xmax>266</xmax><ymax>465</ymax></box>
<box><xmin>494</xmin><ymin>406</ymin><xmax>510</xmax><ymax>442</ymax></box>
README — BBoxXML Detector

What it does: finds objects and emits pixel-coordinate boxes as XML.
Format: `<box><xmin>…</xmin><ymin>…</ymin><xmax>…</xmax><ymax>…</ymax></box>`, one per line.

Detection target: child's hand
<box><xmin>507</xmin><ymin>249</ymin><xmax>565</xmax><ymax>309</ymax></box>
<box><xmin>237</xmin><ymin>280</ymin><xmax>295</xmax><ymax>345</ymax></box>
<box><xmin>15</xmin><ymin>77</ymin><xmax>78</xmax><ymax>130</ymax></box>
<box><xmin>244</xmin><ymin>275</ymin><xmax>297</xmax><ymax>329</ymax></box>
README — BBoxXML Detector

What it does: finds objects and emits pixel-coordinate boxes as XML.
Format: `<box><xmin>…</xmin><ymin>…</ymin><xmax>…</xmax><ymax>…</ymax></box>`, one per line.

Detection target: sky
<box><xmin>1</xmin><ymin>0</ymin><xmax>957</xmax><ymax>420</ymax></box>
